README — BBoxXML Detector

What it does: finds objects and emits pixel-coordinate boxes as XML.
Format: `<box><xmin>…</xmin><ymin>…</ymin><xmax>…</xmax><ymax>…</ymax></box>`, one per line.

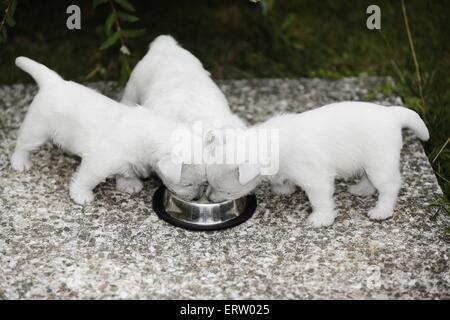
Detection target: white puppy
<box><xmin>120</xmin><ymin>35</ymin><xmax>245</xmax><ymax>193</ymax></box>
<box><xmin>121</xmin><ymin>35</ymin><xmax>245</xmax><ymax>128</ymax></box>
<box><xmin>206</xmin><ymin>102</ymin><xmax>429</xmax><ymax>227</ymax></box>
<box><xmin>11</xmin><ymin>57</ymin><xmax>206</xmax><ymax>204</ymax></box>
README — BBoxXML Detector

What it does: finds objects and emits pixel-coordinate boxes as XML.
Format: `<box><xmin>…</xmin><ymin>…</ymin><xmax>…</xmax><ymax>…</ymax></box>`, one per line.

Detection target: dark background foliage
<box><xmin>0</xmin><ymin>0</ymin><xmax>449</xmax><ymax>217</ymax></box>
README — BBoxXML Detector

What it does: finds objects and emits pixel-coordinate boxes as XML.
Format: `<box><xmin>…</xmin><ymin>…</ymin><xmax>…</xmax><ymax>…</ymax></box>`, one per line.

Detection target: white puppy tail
<box><xmin>15</xmin><ymin>56</ymin><xmax>61</xmax><ymax>87</ymax></box>
<box><xmin>391</xmin><ymin>106</ymin><xmax>430</xmax><ymax>141</ymax></box>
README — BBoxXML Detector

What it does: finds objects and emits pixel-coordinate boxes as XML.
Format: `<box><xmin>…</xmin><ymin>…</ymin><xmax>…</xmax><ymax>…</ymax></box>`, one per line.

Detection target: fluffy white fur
<box><xmin>11</xmin><ymin>57</ymin><xmax>206</xmax><ymax>204</ymax></box>
<box><xmin>119</xmin><ymin>35</ymin><xmax>245</xmax><ymax>194</ymax></box>
<box><xmin>206</xmin><ymin>102</ymin><xmax>429</xmax><ymax>227</ymax></box>
<box><xmin>122</xmin><ymin>35</ymin><xmax>245</xmax><ymax>129</ymax></box>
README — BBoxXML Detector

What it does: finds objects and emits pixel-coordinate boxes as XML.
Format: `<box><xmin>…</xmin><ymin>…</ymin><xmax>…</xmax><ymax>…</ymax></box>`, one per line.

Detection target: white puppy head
<box><xmin>155</xmin><ymin>125</ymin><xmax>210</xmax><ymax>201</ymax></box>
<box><xmin>155</xmin><ymin>156</ymin><xmax>206</xmax><ymax>201</ymax></box>
<box><xmin>205</xmin><ymin>163</ymin><xmax>261</xmax><ymax>202</ymax></box>
<box><xmin>203</xmin><ymin>126</ymin><xmax>264</xmax><ymax>202</ymax></box>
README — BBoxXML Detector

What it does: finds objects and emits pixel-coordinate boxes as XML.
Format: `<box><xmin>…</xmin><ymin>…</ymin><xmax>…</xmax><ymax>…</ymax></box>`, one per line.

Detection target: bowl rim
<box><xmin>152</xmin><ymin>185</ymin><xmax>257</xmax><ymax>231</ymax></box>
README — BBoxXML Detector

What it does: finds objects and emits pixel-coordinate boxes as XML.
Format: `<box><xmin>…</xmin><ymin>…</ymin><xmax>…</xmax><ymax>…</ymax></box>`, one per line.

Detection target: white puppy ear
<box><xmin>157</xmin><ymin>158</ymin><xmax>183</xmax><ymax>184</ymax></box>
<box><xmin>238</xmin><ymin>163</ymin><xmax>261</xmax><ymax>185</ymax></box>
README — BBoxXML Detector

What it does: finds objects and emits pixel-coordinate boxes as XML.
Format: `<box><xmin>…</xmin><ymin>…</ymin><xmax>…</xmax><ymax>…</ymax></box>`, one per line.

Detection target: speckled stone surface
<box><xmin>0</xmin><ymin>78</ymin><xmax>448</xmax><ymax>299</ymax></box>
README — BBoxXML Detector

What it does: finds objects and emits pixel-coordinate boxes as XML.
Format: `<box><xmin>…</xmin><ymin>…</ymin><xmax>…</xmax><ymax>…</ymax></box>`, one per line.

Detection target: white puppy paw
<box><xmin>116</xmin><ymin>177</ymin><xmax>143</xmax><ymax>194</ymax></box>
<box><xmin>271</xmin><ymin>181</ymin><xmax>296</xmax><ymax>195</ymax></box>
<box><xmin>11</xmin><ymin>152</ymin><xmax>32</xmax><ymax>172</ymax></box>
<box><xmin>70</xmin><ymin>184</ymin><xmax>95</xmax><ymax>205</ymax></box>
<box><xmin>306</xmin><ymin>211</ymin><xmax>337</xmax><ymax>228</ymax></box>
<box><xmin>348</xmin><ymin>182</ymin><xmax>376</xmax><ymax>196</ymax></box>
<box><xmin>368</xmin><ymin>207</ymin><xmax>393</xmax><ymax>220</ymax></box>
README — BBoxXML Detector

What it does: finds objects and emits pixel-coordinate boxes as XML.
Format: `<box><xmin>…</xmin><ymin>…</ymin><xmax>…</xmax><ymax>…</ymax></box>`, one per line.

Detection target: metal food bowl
<box><xmin>152</xmin><ymin>186</ymin><xmax>257</xmax><ymax>231</ymax></box>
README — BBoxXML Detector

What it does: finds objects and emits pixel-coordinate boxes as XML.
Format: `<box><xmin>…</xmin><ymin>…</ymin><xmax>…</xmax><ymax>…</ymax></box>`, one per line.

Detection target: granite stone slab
<box><xmin>0</xmin><ymin>78</ymin><xmax>448</xmax><ymax>299</ymax></box>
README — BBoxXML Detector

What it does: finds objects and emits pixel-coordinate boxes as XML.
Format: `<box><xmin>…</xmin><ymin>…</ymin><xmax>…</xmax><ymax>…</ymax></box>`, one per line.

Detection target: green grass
<box><xmin>0</xmin><ymin>0</ymin><xmax>449</xmax><ymax>218</ymax></box>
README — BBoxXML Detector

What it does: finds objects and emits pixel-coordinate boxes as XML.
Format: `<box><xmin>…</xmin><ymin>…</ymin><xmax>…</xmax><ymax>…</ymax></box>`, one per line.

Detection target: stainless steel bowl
<box><xmin>152</xmin><ymin>186</ymin><xmax>257</xmax><ymax>231</ymax></box>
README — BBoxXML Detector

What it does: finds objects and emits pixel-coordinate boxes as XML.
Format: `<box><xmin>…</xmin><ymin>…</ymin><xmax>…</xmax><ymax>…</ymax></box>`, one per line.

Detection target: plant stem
<box><xmin>401</xmin><ymin>0</ymin><xmax>424</xmax><ymax>103</ymax></box>
<box><xmin>84</xmin><ymin>64</ymin><xmax>102</xmax><ymax>81</ymax></box>
<box><xmin>108</xmin><ymin>0</ymin><xmax>125</xmax><ymax>48</ymax></box>
<box><xmin>0</xmin><ymin>0</ymin><xmax>14</xmax><ymax>36</ymax></box>
<box><xmin>432</xmin><ymin>137</ymin><xmax>450</xmax><ymax>164</ymax></box>
<box><xmin>435</xmin><ymin>170</ymin><xmax>450</xmax><ymax>184</ymax></box>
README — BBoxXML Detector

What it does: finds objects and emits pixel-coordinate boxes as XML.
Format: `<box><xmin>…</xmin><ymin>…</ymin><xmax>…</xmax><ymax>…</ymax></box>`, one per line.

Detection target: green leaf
<box><xmin>118</xmin><ymin>53</ymin><xmax>131</xmax><ymax>85</ymax></box>
<box><xmin>121</xmin><ymin>28</ymin><xmax>145</xmax><ymax>38</ymax></box>
<box><xmin>114</xmin><ymin>0</ymin><xmax>135</xmax><ymax>12</ymax></box>
<box><xmin>116</xmin><ymin>11</ymin><xmax>139</xmax><ymax>22</ymax></box>
<box><xmin>99</xmin><ymin>31</ymin><xmax>120</xmax><ymax>50</ymax></box>
<box><xmin>105</xmin><ymin>13</ymin><xmax>116</xmax><ymax>36</ymax></box>
<box><xmin>93</xmin><ymin>0</ymin><xmax>108</xmax><ymax>8</ymax></box>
